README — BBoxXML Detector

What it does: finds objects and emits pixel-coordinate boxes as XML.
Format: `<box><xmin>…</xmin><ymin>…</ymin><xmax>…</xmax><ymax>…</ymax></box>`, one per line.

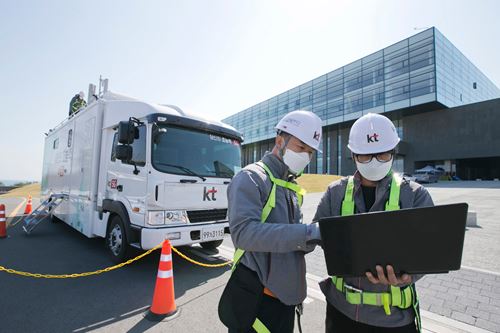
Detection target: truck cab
<box><xmin>100</xmin><ymin>111</ymin><xmax>242</xmax><ymax>261</ymax></box>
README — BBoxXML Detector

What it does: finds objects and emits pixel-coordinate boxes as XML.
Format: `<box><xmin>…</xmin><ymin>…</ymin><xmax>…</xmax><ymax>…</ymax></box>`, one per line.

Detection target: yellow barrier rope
<box><xmin>0</xmin><ymin>243</ymin><xmax>163</xmax><ymax>278</ymax></box>
<box><xmin>0</xmin><ymin>243</ymin><xmax>232</xmax><ymax>278</ymax></box>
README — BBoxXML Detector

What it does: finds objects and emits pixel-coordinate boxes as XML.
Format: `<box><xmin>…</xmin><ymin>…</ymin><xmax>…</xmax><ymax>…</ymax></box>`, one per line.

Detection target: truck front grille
<box><xmin>187</xmin><ymin>209</ymin><xmax>228</xmax><ymax>223</ymax></box>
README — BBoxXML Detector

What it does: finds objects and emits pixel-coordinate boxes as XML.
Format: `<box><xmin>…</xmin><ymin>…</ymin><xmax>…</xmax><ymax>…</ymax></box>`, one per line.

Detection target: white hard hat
<box><xmin>79</xmin><ymin>91</ymin><xmax>85</xmax><ymax>98</ymax></box>
<box><xmin>275</xmin><ymin>110</ymin><xmax>322</xmax><ymax>152</ymax></box>
<box><xmin>347</xmin><ymin>113</ymin><xmax>400</xmax><ymax>154</ymax></box>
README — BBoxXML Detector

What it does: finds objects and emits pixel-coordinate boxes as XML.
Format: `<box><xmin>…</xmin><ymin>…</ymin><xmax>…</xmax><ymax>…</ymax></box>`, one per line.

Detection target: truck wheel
<box><xmin>106</xmin><ymin>215</ymin><xmax>129</xmax><ymax>263</ymax></box>
<box><xmin>200</xmin><ymin>239</ymin><xmax>223</xmax><ymax>250</ymax></box>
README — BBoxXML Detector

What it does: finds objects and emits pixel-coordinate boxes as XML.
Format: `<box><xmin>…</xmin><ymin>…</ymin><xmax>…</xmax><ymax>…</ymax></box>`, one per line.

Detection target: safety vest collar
<box><xmin>342</xmin><ymin>171</ymin><xmax>402</xmax><ymax>216</ymax></box>
<box><xmin>347</xmin><ymin>170</ymin><xmax>399</xmax><ymax>214</ymax></box>
<box><xmin>352</xmin><ymin>170</ymin><xmax>394</xmax><ymax>194</ymax></box>
<box><xmin>256</xmin><ymin>161</ymin><xmax>306</xmax><ymax>204</ymax></box>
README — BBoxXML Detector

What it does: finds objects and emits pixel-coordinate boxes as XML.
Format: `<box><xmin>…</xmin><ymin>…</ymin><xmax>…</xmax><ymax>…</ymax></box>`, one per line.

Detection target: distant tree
<box><xmin>0</xmin><ymin>181</ymin><xmax>4</xmax><ymax>186</ymax></box>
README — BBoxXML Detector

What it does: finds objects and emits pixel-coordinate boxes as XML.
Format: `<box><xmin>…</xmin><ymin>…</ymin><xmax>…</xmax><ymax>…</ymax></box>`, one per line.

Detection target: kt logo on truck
<box><xmin>203</xmin><ymin>187</ymin><xmax>218</xmax><ymax>201</ymax></box>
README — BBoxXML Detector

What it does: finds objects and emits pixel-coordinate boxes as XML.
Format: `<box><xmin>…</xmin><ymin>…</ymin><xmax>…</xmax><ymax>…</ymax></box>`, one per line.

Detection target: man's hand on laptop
<box><xmin>365</xmin><ymin>265</ymin><xmax>412</xmax><ymax>286</ymax></box>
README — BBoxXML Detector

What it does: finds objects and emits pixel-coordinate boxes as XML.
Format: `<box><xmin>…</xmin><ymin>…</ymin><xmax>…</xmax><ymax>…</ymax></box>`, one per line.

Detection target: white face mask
<box><xmin>356</xmin><ymin>158</ymin><xmax>393</xmax><ymax>181</ymax></box>
<box><xmin>283</xmin><ymin>149</ymin><xmax>311</xmax><ymax>175</ymax></box>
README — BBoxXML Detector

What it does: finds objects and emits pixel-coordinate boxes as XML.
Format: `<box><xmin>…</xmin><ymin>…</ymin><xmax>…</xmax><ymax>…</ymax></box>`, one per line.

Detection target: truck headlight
<box><xmin>148</xmin><ymin>211</ymin><xmax>165</xmax><ymax>225</ymax></box>
<box><xmin>165</xmin><ymin>210</ymin><xmax>189</xmax><ymax>224</ymax></box>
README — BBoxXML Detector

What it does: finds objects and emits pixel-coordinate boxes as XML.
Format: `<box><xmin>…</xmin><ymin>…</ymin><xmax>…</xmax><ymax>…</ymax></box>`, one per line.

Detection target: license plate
<box><xmin>201</xmin><ymin>226</ymin><xmax>225</xmax><ymax>242</ymax></box>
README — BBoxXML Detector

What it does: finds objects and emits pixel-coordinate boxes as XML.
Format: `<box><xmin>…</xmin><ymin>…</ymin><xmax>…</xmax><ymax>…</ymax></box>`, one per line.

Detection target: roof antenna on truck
<box><xmin>98</xmin><ymin>75</ymin><xmax>109</xmax><ymax>97</ymax></box>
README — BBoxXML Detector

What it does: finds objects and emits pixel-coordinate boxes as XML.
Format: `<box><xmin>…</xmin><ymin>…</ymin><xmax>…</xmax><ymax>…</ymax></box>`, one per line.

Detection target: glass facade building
<box><xmin>223</xmin><ymin>27</ymin><xmax>500</xmax><ymax>174</ymax></box>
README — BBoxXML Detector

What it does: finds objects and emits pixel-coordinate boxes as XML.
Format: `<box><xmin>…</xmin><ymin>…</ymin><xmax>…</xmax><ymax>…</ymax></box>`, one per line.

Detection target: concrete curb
<box><xmin>421</xmin><ymin>310</ymin><xmax>492</xmax><ymax>333</ymax></box>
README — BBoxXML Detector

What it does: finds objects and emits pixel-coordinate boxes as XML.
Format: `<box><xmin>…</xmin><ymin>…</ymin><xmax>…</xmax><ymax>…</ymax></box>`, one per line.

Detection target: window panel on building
<box><xmin>327</xmin><ymin>67</ymin><xmax>343</xmax><ymax>79</ymax></box>
<box><xmin>385</xmin><ymin>76</ymin><xmax>410</xmax><ymax>103</ymax></box>
<box><xmin>385</xmin><ymin>51</ymin><xmax>410</xmax><ymax>79</ymax></box>
<box><xmin>313</xmin><ymin>84</ymin><xmax>327</xmax><ymax>97</ymax></box>
<box><xmin>313</xmin><ymin>74</ymin><xmax>327</xmax><ymax>86</ymax></box>
<box><xmin>344</xmin><ymin>70</ymin><xmax>363</xmax><ymax>93</ymax></box>
<box><xmin>300</xmin><ymin>82</ymin><xmax>313</xmax><ymax>95</ymax></box>
<box><xmin>326</xmin><ymin>98</ymin><xmax>344</xmax><ymax>118</ymax></box>
<box><xmin>362</xmin><ymin>61</ymin><xmax>384</xmax><ymax>87</ymax></box>
<box><xmin>362</xmin><ymin>85</ymin><xmax>385</xmax><ymax>109</ymax></box>
<box><xmin>344</xmin><ymin>91</ymin><xmax>363</xmax><ymax>114</ymax></box>
<box><xmin>410</xmin><ymin>70</ymin><xmax>435</xmax><ymax>98</ymax></box>
<box><xmin>313</xmin><ymin>93</ymin><xmax>328</xmax><ymax>105</ymax></box>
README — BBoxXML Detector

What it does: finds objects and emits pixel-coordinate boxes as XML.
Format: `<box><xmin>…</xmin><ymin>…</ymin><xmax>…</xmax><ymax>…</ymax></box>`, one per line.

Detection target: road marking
<box><xmin>461</xmin><ymin>265</ymin><xmax>500</xmax><ymax>277</ymax></box>
<box><xmin>73</xmin><ymin>317</ymin><xmax>116</xmax><ymax>332</ymax></box>
<box><xmin>119</xmin><ymin>305</ymin><xmax>149</xmax><ymax>317</ymax></box>
<box><xmin>306</xmin><ymin>272</ymin><xmax>324</xmax><ymax>282</ymax></box>
<box><xmin>219</xmin><ymin>244</ymin><xmax>234</xmax><ymax>254</ymax></box>
<box><xmin>303</xmin><ymin>297</ymin><xmax>314</xmax><ymax>304</ymax></box>
<box><xmin>6</xmin><ymin>198</ymin><xmax>26</xmax><ymax>227</ymax></box>
<box><xmin>307</xmin><ymin>286</ymin><xmax>325</xmax><ymax>302</ymax></box>
<box><xmin>218</xmin><ymin>245</ymin><xmax>235</xmax><ymax>259</ymax></box>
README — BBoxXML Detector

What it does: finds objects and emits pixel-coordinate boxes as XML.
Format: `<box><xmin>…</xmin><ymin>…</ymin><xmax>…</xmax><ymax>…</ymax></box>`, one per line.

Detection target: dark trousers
<box><xmin>229</xmin><ymin>294</ymin><xmax>295</xmax><ymax>333</ymax></box>
<box><xmin>326</xmin><ymin>302</ymin><xmax>418</xmax><ymax>333</ymax></box>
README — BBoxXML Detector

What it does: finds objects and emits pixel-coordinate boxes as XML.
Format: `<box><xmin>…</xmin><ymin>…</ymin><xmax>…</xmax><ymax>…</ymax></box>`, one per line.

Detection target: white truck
<box><xmin>40</xmin><ymin>83</ymin><xmax>243</xmax><ymax>262</ymax></box>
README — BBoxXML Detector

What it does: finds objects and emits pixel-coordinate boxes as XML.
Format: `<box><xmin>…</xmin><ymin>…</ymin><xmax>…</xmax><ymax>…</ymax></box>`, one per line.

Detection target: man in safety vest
<box><xmin>69</xmin><ymin>91</ymin><xmax>87</xmax><ymax>116</ymax></box>
<box><xmin>220</xmin><ymin>110</ymin><xmax>323</xmax><ymax>333</ymax></box>
<box><xmin>313</xmin><ymin>113</ymin><xmax>434</xmax><ymax>333</ymax></box>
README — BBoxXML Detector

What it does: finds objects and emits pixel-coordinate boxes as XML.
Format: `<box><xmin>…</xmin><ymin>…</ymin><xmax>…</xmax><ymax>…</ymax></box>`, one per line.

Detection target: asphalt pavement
<box><xmin>1</xmin><ymin>181</ymin><xmax>499</xmax><ymax>332</ymax></box>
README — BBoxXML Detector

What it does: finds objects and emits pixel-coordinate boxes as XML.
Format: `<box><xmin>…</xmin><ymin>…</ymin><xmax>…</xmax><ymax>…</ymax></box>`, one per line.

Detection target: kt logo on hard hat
<box><xmin>367</xmin><ymin>133</ymin><xmax>380</xmax><ymax>143</ymax></box>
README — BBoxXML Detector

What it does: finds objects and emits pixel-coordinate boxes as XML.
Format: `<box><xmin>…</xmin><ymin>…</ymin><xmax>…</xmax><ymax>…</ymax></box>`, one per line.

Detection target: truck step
<box><xmin>23</xmin><ymin>194</ymin><xmax>66</xmax><ymax>235</ymax></box>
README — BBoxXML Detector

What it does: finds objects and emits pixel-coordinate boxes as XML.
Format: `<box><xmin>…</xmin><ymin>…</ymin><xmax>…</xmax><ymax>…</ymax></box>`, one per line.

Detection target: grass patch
<box><xmin>0</xmin><ymin>183</ymin><xmax>41</xmax><ymax>198</ymax></box>
<box><xmin>297</xmin><ymin>174</ymin><xmax>343</xmax><ymax>193</ymax></box>
<box><xmin>0</xmin><ymin>175</ymin><xmax>340</xmax><ymax>198</ymax></box>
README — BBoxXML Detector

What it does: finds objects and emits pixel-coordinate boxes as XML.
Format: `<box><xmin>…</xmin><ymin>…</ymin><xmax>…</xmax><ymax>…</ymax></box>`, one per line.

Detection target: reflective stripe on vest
<box><xmin>252</xmin><ymin>317</ymin><xmax>271</xmax><ymax>333</ymax></box>
<box><xmin>231</xmin><ymin>161</ymin><xmax>306</xmax><ymax>272</ymax></box>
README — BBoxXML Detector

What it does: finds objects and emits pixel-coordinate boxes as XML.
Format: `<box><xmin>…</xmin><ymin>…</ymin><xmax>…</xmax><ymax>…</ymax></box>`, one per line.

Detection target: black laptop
<box><xmin>318</xmin><ymin>203</ymin><xmax>468</xmax><ymax>277</ymax></box>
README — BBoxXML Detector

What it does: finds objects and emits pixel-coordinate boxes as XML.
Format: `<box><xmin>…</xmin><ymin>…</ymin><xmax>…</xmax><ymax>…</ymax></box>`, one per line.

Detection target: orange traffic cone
<box><xmin>0</xmin><ymin>204</ymin><xmax>7</xmax><ymax>238</ymax></box>
<box><xmin>24</xmin><ymin>195</ymin><xmax>32</xmax><ymax>215</ymax></box>
<box><xmin>144</xmin><ymin>239</ymin><xmax>178</xmax><ymax>321</ymax></box>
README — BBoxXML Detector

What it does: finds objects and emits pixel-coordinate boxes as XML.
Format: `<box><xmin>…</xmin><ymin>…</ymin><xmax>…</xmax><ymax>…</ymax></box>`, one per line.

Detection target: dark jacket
<box><xmin>314</xmin><ymin>171</ymin><xmax>434</xmax><ymax>327</ymax></box>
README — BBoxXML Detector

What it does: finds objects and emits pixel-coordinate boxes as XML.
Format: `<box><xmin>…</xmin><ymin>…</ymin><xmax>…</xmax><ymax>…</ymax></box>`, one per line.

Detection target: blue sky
<box><xmin>1</xmin><ymin>0</ymin><xmax>499</xmax><ymax>181</ymax></box>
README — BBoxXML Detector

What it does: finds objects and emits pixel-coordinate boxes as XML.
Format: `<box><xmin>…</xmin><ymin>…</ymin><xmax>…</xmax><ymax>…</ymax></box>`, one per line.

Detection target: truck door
<box><xmin>68</xmin><ymin>115</ymin><xmax>97</xmax><ymax>235</ymax></box>
<box><xmin>107</xmin><ymin>124</ymin><xmax>148</xmax><ymax>226</ymax></box>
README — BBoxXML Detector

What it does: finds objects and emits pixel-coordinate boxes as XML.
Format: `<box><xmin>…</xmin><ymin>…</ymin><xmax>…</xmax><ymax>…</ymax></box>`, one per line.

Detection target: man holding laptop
<box><xmin>314</xmin><ymin>113</ymin><xmax>434</xmax><ymax>332</ymax></box>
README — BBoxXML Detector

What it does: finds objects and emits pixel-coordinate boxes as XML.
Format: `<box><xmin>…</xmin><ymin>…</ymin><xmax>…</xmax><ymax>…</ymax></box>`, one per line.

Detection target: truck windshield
<box><xmin>152</xmin><ymin>125</ymin><xmax>241</xmax><ymax>178</ymax></box>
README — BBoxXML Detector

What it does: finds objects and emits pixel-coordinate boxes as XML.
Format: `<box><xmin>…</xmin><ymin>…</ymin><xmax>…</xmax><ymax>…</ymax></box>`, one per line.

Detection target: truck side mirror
<box><xmin>115</xmin><ymin>145</ymin><xmax>133</xmax><ymax>161</ymax></box>
<box><xmin>118</xmin><ymin>121</ymin><xmax>138</xmax><ymax>144</ymax></box>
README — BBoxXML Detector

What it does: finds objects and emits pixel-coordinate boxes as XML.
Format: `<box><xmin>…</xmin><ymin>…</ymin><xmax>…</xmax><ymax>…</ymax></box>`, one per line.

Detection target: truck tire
<box><xmin>106</xmin><ymin>215</ymin><xmax>130</xmax><ymax>263</ymax></box>
<box><xmin>200</xmin><ymin>239</ymin><xmax>223</xmax><ymax>250</ymax></box>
